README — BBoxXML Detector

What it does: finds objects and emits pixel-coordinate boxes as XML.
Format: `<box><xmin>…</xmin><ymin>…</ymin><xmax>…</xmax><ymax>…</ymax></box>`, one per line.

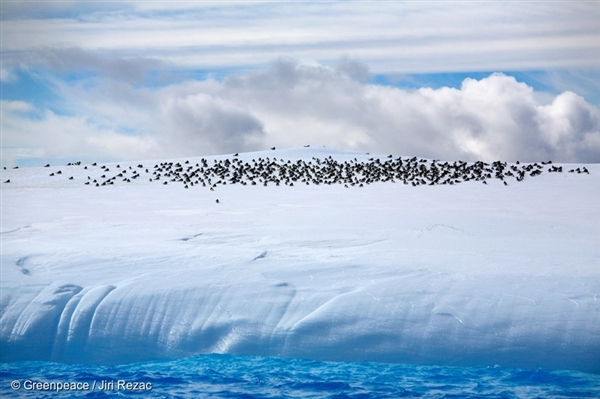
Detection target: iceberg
<box><xmin>1</xmin><ymin>147</ymin><xmax>598</xmax><ymax>373</ymax></box>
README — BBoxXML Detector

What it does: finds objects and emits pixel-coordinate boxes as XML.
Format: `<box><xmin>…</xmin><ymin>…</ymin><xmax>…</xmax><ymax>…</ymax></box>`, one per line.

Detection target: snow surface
<box><xmin>1</xmin><ymin>147</ymin><xmax>599</xmax><ymax>373</ymax></box>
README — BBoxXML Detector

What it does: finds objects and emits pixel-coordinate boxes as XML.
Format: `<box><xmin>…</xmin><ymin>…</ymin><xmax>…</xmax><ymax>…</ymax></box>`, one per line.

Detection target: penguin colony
<box><xmin>6</xmin><ymin>152</ymin><xmax>589</xmax><ymax>188</ymax></box>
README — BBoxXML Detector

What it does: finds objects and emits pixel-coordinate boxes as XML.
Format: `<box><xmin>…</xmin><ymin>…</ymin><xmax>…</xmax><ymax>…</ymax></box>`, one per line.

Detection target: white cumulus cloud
<box><xmin>2</xmin><ymin>60</ymin><xmax>599</xmax><ymax>166</ymax></box>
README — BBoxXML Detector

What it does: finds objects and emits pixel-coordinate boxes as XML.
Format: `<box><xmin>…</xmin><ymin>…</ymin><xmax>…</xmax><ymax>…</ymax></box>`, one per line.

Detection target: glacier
<box><xmin>1</xmin><ymin>147</ymin><xmax>599</xmax><ymax>373</ymax></box>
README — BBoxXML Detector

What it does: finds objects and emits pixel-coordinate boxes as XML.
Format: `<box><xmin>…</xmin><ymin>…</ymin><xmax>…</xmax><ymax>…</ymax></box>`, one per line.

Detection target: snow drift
<box><xmin>1</xmin><ymin>147</ymin><xmax>598</xmax><ymax>373</ymax></box>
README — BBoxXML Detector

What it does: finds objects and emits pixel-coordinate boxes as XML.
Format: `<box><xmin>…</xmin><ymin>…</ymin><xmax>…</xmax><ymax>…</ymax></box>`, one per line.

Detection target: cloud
<box><xmin>1</xmin><ymin>100</ymin><xmax>35</xmax><ymax>112</ymax></box>
<box><xmin>209</xmin><ymin>60</ymin><xmax>599</xmax><ymax>162</ymax></box>
<box><xmin>2</xmin><ymin>2</ymin><xmax>598</xmax><ymax>74</ymax></box>
<box><xmin>157</xmin><ymin>92</ymin><xmax>265</xmax><ymax>155</ymax></box>
<box><xmin>3</xmin><ymin>59</ymin><xmax>598</xmax><ymax>166</ymax></box>
<box><xmin>1</xmin><ymin>101</ymin><xmax>162</xmax><ymax>166</ymax></box>
<box><xmin>335</xmin><ymin>56</ymin><xmax>370</xmax><ymax>83</ymax></box>
<box><xmin>537</xmin><ymin>92</ymin><xmax>600</xmax><ymax>162</ymax></box>
<box><xmin>536</xmin><ymin>69</ymin><xmax>600</xmax><ymax>110</ymax></box>
<box><xmin>1</xmin><ymin>68</ymin><xmax>17</xmax><ymax>83</ymax></box>
<box><xmin>7</xmin><ymin>47</ymin><xmax>166</xmax><ymax>84</ymax></box>
<box><xmin>3</xmin><ymin>2</ymin><xmax>598</xmax><ymax>167</ymax></box>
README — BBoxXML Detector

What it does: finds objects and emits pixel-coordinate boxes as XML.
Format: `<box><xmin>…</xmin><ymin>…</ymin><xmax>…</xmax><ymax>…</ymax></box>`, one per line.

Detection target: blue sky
<box><xmin>1</xmin><ymin>1</ymin><xmax>599</xmax><ymax>167</ymax></box>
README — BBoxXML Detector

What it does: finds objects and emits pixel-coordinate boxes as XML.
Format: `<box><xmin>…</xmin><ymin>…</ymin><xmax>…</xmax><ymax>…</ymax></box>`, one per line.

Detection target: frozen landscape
<box><xmin>1</xmin><ymin>147</ymin><xmax>598</xmax><ymax>373</ymax></box>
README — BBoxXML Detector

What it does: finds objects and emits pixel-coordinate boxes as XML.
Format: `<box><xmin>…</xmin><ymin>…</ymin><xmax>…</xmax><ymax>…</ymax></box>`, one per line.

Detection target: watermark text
<box><xmin>11</xmin><ymin>379</ymin><xmax>152</xmax><ymax>392</ymax></box>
